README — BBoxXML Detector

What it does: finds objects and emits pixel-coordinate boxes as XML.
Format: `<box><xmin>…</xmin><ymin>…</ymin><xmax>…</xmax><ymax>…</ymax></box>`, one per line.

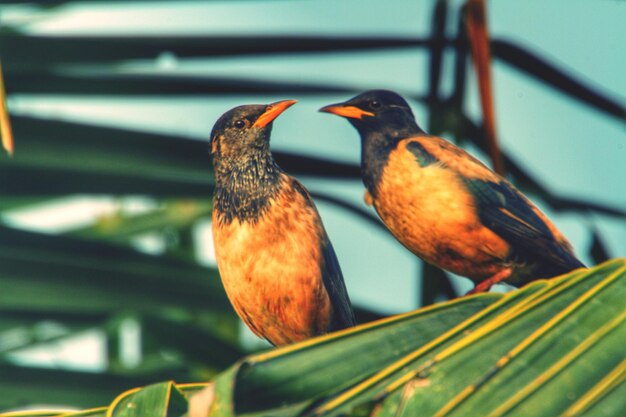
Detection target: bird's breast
<box><xmin>212</xmin><ymin>182</ymin><xmax>332</xmax><ymax>345</ymax></box>
<box><xmin>374</xmin><ymin>141</ymin><xmax>510</xmax><ymax>279</ymax></box>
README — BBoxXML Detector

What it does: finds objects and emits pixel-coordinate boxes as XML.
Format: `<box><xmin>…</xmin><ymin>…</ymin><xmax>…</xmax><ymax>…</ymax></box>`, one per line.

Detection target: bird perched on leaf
<box><xmin>320</xmin><ymin>90</ymin><xmax>584</xmax><ymax>293</ymax></box>
<box><xmin>211</xmin><ymin>100</ymin><xmax>355</xmax><ymax>346</ymax></box>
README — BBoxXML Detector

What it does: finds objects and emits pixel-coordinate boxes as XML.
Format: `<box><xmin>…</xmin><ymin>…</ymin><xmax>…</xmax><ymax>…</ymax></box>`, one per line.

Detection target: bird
<box><xmin>320</xmin><ymin>90</ymin><xmax>585</xmax><ymax>294</ymax></box>
<box><xmin>210</xmin><ymin>100</ymin><xmax>355</xmax><ymax>346</ymax></box>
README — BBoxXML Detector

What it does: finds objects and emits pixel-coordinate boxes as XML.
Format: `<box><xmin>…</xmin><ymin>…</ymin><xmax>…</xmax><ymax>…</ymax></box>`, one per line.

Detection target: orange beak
<box><xmin>252</xmin><ymin>99</ymin><xmax>297</xmax><ymax>128</ymax></box>
<box><xmin>319</xmin><ymin>104</ymin><xmax>374</xmax><ymax>119</ymax></box>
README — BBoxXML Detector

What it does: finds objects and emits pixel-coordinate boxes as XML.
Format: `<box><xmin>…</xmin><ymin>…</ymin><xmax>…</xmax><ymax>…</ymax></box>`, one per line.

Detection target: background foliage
<box><xmin>0</xmin><ymin>0</ymin><xmax>624</xmax><ymax>413</ymax></box>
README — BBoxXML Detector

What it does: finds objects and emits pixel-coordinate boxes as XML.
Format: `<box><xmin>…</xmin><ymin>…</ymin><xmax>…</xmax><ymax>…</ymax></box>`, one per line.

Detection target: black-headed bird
<box><xmin>320</xmin><ymin>90</ymin><xmax>585</xmax><ymax>293</ymax></box>
<box><xmin>211</xmin><ymin>100</ymin><xmax>355</xmax><ymax>346</ymax></box>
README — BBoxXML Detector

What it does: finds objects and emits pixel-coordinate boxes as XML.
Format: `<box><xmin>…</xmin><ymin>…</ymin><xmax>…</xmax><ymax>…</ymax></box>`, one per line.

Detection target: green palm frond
<box><xmin>7</xmin><ymin>260</ymin><xmax>622</xmax><ymax>417</ymax></box>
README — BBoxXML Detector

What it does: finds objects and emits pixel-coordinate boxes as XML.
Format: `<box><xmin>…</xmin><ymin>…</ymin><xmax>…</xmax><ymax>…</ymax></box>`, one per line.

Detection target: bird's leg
<box><xmin>466</xmin><ymin>268</ymin><xmax>513</xmax><ymax>295</ymax></box>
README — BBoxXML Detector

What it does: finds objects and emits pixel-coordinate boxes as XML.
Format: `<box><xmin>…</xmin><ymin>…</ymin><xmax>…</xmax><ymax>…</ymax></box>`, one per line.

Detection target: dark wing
<box><xmin>290</xmin><ymin>179</ymin><xmax>356</xmax><ymax>330</ymax></box>
<box><xmin>407</xmin><ymin>141</ymin><xmax>439</xmax><ymax>167</ymax></box>
<box><xmin>406</xmin><ymin>138</ymin><xmax>584</xmax><ymax>275</ymax></box>
<box><xmin>320</xmin><ymin>237</ymin><xmax>357</xmax><ymax>330</ymax></box>
<box><xmin>463</xmin><ymin>177</ymin><xmax>585</xmax><ymax>274</ymax></box>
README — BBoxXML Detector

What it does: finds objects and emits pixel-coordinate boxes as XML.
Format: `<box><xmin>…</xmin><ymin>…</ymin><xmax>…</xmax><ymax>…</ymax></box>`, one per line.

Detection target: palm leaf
<box><xmin>0</xmin><ymin>34</ymin><xmax>425</xmax><ymax>65</ymax></box>
<box><xmin>19</xmin><ymin>260</ymin><xmax>623</xmax><ymax>417</ymax></box>
<box><xmin>194</xmin><ymin>260</ymin><xmax>626</xmax><ymax>417</ymax></box>
<box><xmin>1</xmin><ymin>34</ymin><xmax>623</xmax><ymax>120</ymax></box>
<box><xmin>0</xmin><ymin>226</ymin><xmax>229</xmax><ymax>315</ymax></box>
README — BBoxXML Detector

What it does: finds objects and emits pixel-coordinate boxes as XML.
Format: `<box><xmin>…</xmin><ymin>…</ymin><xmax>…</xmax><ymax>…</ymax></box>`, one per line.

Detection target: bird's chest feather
<box><xmin>373</xmin><ymin>144</ymin><xmax>509</xmax><ymax>278</ymax></box>
<box><xmin>212</xmin><ymin>185</ymin><xmax>331</xmax><ymax>345</ymax></box>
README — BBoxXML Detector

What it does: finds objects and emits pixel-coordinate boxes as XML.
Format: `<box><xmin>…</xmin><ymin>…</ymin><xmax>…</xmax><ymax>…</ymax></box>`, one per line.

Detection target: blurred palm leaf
<box><xmin>1</xmin><ymin>33</ymin><xmax>623</xmax><ymax>120</ymax></box>
<box><xmin>492</xmin><ymin>40</ymin><xmax>626</xmax><ymax>121</ymax></box>
<box><xmin>3</xmin><ymin>71</ymin><xmax>358</xmax><ymax>96</ymax></box>
<box><xmin>0</xmin><ymin>34</ymin><xmax>426</xmax><ymax>65</ymax></box>
<box><xmin>0</xmin><ymin>223</ymin><xmax>382</xmax><ymax>411</ymax></box>
<box><xmin>11</xmin><ymin>260</ymin><xmax>623</xmax><ymax>417</ymax></box>
<box><xmin>0</xmin><ymin>225</ymin><xmax>240</xmax><ymax>410</ymax></box>
<box><xmin>0</xmin><ymin>226</ymin><xmax>229</xmax><ymax>314</ymax></box>
<box><xmin>69</xmin><ymin>200</ymin><xmax>213</xmax><ymax>245</ymax></box>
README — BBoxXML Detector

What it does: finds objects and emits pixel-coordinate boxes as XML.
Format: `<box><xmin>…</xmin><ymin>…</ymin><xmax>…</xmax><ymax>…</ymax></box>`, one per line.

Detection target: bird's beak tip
<box><xmin>318</xmin><ymin>104</ymin><xmax>338</xmax><ymax>114</ymax></box>
<box><xmin>252</xmin><ymin>99</ymin><xmax>297</xmax><ymax>128</ymax></box>
<box><xmin>270</xmin><ymin>99</ymin><xmax>298</xmax><ymax>109</ymax></box>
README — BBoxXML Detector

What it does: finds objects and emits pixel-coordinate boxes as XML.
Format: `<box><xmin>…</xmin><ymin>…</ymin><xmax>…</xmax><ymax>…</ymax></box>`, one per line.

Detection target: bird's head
<box><xmin>210</xmin><ymin>100</ymin><xmax>297</xmax><ymax>162</ymax></box>
<box><xmin>319</xmin><ymin>90</ymin><xmax>422</xmax><ymax>140</ymax></box>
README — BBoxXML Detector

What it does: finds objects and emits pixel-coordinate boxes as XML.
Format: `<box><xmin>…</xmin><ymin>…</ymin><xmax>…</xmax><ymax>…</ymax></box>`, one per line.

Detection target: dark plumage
<box><xmin>211</xmin><ymin>100</ymin><xmax>355</xmax><ymax>346</ymax></box>
<box><xmin>320</xmin><ymin>90</ymin><xmax>585</xmax><ymax>293</ymax></box>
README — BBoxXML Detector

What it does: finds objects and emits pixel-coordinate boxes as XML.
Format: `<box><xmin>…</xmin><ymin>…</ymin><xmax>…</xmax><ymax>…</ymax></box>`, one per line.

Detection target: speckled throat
<box><xmin>213</xmin><ymin>154</ymin><xmax>283</xmax><ymax>224</ymax></box>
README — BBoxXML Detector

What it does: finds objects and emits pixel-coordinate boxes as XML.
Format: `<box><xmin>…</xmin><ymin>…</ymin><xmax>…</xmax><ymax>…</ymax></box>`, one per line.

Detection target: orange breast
<box><xmin>212</xmin><ymin>180</ymin><xmax>331</xmax><ymax>346</ymax></box>
<box><xmin>374</xmin><ymin>140</ymin><xmax>510</xmax><ymax>280</ymax></box>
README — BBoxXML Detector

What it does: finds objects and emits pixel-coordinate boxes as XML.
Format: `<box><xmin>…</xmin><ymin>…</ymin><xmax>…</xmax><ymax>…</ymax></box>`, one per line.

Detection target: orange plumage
<box><xmin>211</xmin><ymin>101</ymin><xmax>355</xmax><ymax>346</ymax></box>
<box><xmin>375</xmin><ymin>139</ymin><xmax>510</xmax><ymax>280</ymax></box>
<box><xmin>213</xmin><ymin>176</ymin><xmax>334</xmax><ymax>345</ymax></box>
<box><xmin>321</xmin><ymin>90</ymin><xmax>585</xmax><ymax>293</ymax></box>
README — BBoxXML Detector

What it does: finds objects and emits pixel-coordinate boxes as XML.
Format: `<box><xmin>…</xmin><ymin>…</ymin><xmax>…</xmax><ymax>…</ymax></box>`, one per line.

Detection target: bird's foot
<box><xmin>466</xmin><ymin>268</ymin><xmax>513</xmax><ymax>295</ymax></box>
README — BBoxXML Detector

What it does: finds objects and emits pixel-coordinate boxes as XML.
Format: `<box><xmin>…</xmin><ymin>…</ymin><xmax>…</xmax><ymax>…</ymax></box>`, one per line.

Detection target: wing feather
<box><xmin>406</xmin><ymin>136</ymin><xmax>584</xmax><ymax>274</ymax></box>
<box><xmin>291</xmin><ymin>179</ymin><xmax>356</xmax><ymax>330</ymax></box>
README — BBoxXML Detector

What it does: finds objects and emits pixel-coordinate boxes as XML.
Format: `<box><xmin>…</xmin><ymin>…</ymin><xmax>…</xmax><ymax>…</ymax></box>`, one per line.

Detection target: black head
<box><xmin>210</xmin><ymin>100</ymin><xmax>297</xmax><ymax>164</ymax></box>
<box><xmin>319</xmin><ymin>90</ymin><xmax>422</xmax><ymax>139</ymax></box>
<box><xmin>320</xmin><ymin>90</ymin><xmax>424</xmax><ymax>195</ymax></box>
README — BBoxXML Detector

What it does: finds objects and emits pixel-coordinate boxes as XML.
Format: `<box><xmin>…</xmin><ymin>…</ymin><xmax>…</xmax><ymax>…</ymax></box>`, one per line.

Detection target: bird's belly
<box><xmin>212</xmin><ymin>199</ymin><xmax>331</xmax><ymax>346</ymax></box>
<box><xmin>374</xmin><ymin>153</ymin><xmax>509</xmax><ymax>280</ymax></box>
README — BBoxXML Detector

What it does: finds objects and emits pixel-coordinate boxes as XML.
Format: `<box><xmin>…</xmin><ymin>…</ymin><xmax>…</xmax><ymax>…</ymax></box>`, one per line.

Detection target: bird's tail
<box><xmin>516</xmin><ymin>254</ymin><xmax>586</xmax><ymax>288</ymax></box>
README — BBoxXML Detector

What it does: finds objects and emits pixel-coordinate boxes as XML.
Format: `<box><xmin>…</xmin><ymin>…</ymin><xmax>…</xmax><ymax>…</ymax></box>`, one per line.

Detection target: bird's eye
<box><xmin>370</xmin><ymin>100</ymin><xmax>381</xmax><ymax>109</ymax></box>
<box><xmin>234</xmin><ymin>119</ymin><xmax>246</xmax><ymax>129</ymax></box>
